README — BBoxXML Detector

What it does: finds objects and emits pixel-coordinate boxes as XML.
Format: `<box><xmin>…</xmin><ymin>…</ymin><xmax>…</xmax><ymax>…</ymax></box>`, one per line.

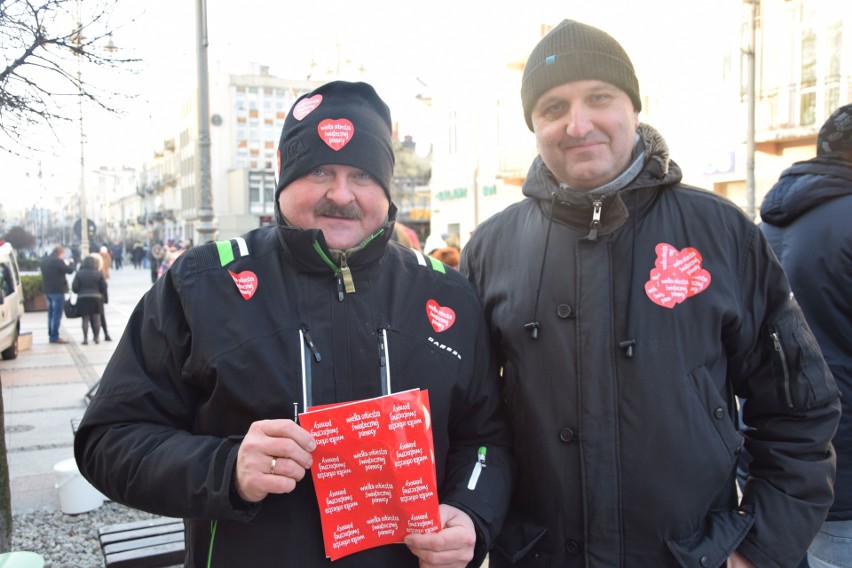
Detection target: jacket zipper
<box><xmin>339</xmin><ymin>253</ymin><xmax>355</xmax><ymax>296</ymax></box>
<box><xmin>770</xmin><ymin>330</ymin><xmax>794</xmax><ymax>408</ymax></box>
<box><xmin>299</xmin><ymin>326</ymin><xmax>319</xmax><ymax>410</ymax></box>
<box><xmin>587</xmin><ymin>198</ymin><xmax>603</xmax><ymax>241</ymax></box>
<box><xmin>378</xmin><ymin>328</ymin><xmax>391</xmax><ymax>397</ymax></box>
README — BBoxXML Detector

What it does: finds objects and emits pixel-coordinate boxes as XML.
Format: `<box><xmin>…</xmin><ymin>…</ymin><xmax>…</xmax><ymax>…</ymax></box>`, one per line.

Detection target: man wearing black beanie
<box><xmin>461</xmin><ymin>19</ymin><xmax>839</xmax><ymax>568</ymax></box>
<box><xmin>76</xmin><ymin>80</ymin><xmax>513</xmax><ymax>567</ymax></box>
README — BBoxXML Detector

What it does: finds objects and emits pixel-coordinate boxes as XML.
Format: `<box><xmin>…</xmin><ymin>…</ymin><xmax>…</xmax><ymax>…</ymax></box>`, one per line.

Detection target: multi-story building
<box><xmin>125</xmin><ymin>66</ymin><xmax>320</xmax><ymax>247</ymax></box>
<box><xmin>207</xmin><ymin>67</ymin><xmax>321</xmax><ymax>238</ymax></box>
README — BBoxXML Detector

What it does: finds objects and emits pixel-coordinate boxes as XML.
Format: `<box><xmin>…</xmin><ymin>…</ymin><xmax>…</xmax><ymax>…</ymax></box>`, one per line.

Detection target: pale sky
<box><xmin>2</xmin><ymin>0</ymin><xmax>742</xmax><ymax>214</ymax></box>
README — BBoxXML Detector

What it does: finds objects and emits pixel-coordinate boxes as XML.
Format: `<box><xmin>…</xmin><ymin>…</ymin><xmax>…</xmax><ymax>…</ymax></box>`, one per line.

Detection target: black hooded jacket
<box><xmin>760</xmin><ymin>155</ymin><xmax>852</xmax><ymax>522</ymax></box>
<box><xmin>460</xmin><ymin>124</ymin><xmax>840</xmax><ymax>567</ymax></box>
<box><xmin>75</xmin><ymin>213</ymin><xmax>513</xmax><ymax>567</ymax></box>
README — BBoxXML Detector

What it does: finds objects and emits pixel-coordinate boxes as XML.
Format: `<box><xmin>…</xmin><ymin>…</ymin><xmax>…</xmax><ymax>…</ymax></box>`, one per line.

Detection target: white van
<box><xmin>0</xmin><ymin>242</ymin><xmax>25</xmax><ymax>360</ymax></box>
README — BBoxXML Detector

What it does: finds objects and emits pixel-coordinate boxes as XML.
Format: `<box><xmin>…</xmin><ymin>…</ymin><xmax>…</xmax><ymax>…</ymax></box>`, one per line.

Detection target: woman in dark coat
<box><xmin>72</xmin><ymin>255</ymin><xmax>108</xmax><ymax>344</ymax></box>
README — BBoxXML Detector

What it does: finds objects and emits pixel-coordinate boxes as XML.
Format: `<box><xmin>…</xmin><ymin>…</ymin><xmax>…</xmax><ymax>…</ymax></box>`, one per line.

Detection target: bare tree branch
<box><xmin>0</xmin><ymin>0</ymin><xmax>140</xmax><ymax>155</ymax></box>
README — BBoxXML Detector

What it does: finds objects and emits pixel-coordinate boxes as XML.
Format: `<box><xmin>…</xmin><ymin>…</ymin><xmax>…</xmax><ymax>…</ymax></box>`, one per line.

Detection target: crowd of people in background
<box><xmin>37</xmin><ymin>238</ymin><xmax>191</xmax><ymax>344</ymax></box>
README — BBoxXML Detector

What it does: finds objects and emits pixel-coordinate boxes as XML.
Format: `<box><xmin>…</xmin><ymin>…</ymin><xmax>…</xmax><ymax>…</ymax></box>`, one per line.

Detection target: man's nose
<box><xmin>325</xmin><ymin>174</ymin><xmax>356</xmax><ymax>202</ymax></box>
<box><xmin>564</xmin><ymin>106</ymin><xmax>594</xmax><ymax>138</ymax></box>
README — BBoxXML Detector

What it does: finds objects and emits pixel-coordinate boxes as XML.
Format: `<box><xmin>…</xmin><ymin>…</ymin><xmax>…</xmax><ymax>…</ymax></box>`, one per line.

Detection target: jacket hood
<box><xmin>522</xmin><ymin>123</ymin><xmax>683</xmax><ymax>235</ymax></box>
<box><xmin>760</xmin><ymin>156</ymin><xmax>852</xmax><ymax>226</ymax></box>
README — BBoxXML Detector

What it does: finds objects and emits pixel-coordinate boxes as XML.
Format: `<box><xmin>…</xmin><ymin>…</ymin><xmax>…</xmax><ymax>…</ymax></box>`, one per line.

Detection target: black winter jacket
<box><xmin>760</xmin><ymin>155</ymin><xmax>852</xmax><ymax>522</ymax></box>
<box><xmin>460</xmin><ymin>125</ymin><xmax>840</xmax><ymax>568</ymax></box>
<box><xmin>40</xmin><ymin>254</ymin><xmax>74</xmax><ymax>293</ymax></box>
<box><xmin>75</xmin><ymin>217</ymin><xmax>513</xmax><ymax>567</ymax></box>
<box><xmin>72</xmin><ymin>265</ymin><xmax>107</xmax><ymax>301</ymax></box>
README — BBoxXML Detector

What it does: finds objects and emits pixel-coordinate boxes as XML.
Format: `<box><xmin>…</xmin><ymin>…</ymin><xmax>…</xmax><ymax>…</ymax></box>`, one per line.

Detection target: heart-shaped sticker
<box><xmin>293</xmin><ymin>94</ymin><xmax>322</xmax><ymax>120</ymax></box>
<box><xmin>317</xmin><ymin>119</ymin><xmax>354</xmax><ymax>151</ymax></box>
<box><xmin>229</xmin><ymin>270</ymin><xmax>258</xmax><ymax>301</ymax></box>
<box><xmin>644</xmin><ymin>243</ymin><xmax>711</xmax><ymax>309</ymax></box>
<box><xmin>426</xmin><ymin>299</ymin><xmax>455</xmax><ymax>332</ymax></box>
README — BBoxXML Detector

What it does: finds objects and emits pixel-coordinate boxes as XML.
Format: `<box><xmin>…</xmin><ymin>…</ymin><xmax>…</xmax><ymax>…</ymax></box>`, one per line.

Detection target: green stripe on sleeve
<box><xmin>428</xmin><ymin>256</ymin><xmax>446</xmax><ymax>274</ymax></box>
<box><xmin>216</xmin><ymin>240</ymin><xmax>235</xmax><ymax>267</ymax></box>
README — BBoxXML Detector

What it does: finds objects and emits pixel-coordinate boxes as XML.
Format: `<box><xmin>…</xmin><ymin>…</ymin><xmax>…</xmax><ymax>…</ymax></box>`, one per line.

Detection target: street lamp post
<box><xmin>75</xmin><ymin>0</ymin><xmax>90</xmax><ymax>255</ymax></box>
<box><xmin>195</xmin><ymin>0</ymin><xmax>217</xmax><ymax>244</ymax></box>
<box><xmin>744</xmin><ymin>0</ymin><xmax>757</xmax><ymax>221</ymax></box>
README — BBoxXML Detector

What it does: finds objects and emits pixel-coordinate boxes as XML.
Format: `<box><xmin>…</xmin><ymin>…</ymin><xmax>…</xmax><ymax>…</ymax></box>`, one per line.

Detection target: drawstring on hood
<box><xmin>525</xmin><ymin>193</ymin><xmax>557</xmax><ymax>339</ymax></box>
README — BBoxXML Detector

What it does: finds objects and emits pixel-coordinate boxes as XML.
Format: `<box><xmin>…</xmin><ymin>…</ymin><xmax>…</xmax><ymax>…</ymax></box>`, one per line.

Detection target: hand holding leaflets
<box><xmin>299</xmin><ymin>389</ymin><xmax>442</xmax><ymax>561</ymax></box>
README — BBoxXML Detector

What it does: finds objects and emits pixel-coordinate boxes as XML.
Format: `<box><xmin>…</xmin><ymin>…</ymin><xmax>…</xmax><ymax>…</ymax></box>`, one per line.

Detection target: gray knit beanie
<box><xmin>817</xmin><ymin>103</ymin><xmax>852</xmax><ymax>157</ymax></box>
<box><xmin>521</xmin><ymin>19</ymin><xmax>642</xmax><ymax>131</ymax></box>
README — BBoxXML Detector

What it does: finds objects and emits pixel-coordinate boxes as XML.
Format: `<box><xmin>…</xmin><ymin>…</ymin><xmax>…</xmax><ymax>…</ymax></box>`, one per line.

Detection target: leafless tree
<box><xmin>0</xmin><ymin>0</ymin><xmax>138</xmax><ymax>551</ymax></box>
<box><xmin>0</xmin><ymin>0</ymin><xmax>139</xmax><ymax>155</ymax></box>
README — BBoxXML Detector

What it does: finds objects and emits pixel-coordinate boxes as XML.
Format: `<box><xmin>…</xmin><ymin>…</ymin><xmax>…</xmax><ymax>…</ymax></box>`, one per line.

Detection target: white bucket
<box><xmin>53</xmin><ymin>458</ymin><xmax>104</xmax><ymax>515</ymax></box>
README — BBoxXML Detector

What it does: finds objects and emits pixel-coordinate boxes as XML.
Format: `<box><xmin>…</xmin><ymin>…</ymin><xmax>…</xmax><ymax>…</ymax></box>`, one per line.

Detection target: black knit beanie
<box><xmin>817</xmin><ymin>103</ymin><xmax>852</xmax><ymax>157</ymax></box>
<box><xmin>275</xmin><ymin>81</ymin><xmax>395</xmax><ymax>208</ymax></box>
<box><xmin>521</xmin><ymin>19</ymin><xmax>641</xmax><ymax>131</ymax></box>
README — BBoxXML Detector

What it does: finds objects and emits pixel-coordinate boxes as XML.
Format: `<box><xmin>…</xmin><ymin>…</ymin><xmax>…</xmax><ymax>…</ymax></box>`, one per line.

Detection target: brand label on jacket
<box><xmin>644</xmin><ymin>243</ymin><xmax>711</xmax><ymax>308</ymax></box>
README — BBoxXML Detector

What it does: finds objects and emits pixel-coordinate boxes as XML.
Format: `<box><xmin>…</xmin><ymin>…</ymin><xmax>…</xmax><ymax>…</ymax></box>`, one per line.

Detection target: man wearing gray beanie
<box><xmin>460</xmin><ymin>19</ymin><xmax>839</xmax><ymax>568</ymax></box>
<box><xmin>76</xmin><ymin>80</ymin><xmax>513</xmax><ymax>567</ymax></box>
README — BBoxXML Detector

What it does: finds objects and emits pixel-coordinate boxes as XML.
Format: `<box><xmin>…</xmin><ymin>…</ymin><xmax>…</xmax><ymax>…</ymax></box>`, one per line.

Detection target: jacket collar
<box><xmin>523</xmin><ymin>123</ymin><xmax>683</xmax><ymax>236</ymax></box>
<box><xmin>276</xmin><ymin>203</ymin><xmax>397</xmax><ymax>275</ymax></box>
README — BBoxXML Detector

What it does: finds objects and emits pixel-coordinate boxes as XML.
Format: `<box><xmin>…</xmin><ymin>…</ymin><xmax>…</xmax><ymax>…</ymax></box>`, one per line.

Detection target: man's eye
<box><xmin>542</xmin><ymin>102</ymin><xmax>565</xmax><ymax>116</ymax></box>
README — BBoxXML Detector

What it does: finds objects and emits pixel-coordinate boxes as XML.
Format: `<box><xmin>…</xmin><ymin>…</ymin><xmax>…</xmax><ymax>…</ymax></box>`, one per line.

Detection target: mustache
<box><xmin>314</xmin><ymin>199</ymin><xmax>363</xmax><ymax>220</ymax></box>
<box><xmin>561</xmin><ymin>133</ymin><xmax>610</xmax><ymax>149</ymax></box>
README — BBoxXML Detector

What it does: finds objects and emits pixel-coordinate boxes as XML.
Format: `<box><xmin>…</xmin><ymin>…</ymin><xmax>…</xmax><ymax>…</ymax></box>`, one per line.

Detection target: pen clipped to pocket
<box><xmin>467</xmin><ymin>446</ymin><xmax>487</xmax><ymax>490</ymax></box>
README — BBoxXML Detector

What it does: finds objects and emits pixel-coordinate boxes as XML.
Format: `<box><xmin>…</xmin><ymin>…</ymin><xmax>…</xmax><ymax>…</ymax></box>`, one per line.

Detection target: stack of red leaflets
<box><xmin>299</xmin><ymin>389</ymin><xmax>441</xmax><ymax>560</ymax></box>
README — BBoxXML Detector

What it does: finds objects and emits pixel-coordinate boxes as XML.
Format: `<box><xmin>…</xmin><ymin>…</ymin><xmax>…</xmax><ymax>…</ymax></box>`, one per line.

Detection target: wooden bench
<box><xmin>97</xmin><ymin>517</ymin><xmax>185</xmax><ymax>568</ymax></box>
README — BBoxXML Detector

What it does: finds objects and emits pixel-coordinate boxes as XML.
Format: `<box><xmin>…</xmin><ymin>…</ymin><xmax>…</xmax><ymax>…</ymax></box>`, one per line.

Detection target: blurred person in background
<box><xmin>759</xmin><ymin>102</ymin><xmax>852</xmax><ymax>568</ymax></box>
<box><xmin>39</xmin><ymin>245</ymin><xmax>75</xmax><ymax>344</ymax></box>
<box><xmin>72</xmin><ymin>255</ymin><xmax>107</xmax><ymax>345</ymax></box>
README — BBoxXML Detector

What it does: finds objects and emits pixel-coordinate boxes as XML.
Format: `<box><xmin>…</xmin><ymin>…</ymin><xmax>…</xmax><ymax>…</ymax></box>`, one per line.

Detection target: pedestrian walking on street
<box><xmin>459</xmin><ymin>19</ymin><xmax>840</xmax><ymax>568</ymax></box>
<box><xmin>148</xmin><ymin>243</ymin><xmax>164</xmax><ymax>283</ymax></box>
<box><xmin>94</xmin><ymin>248</ymin><xmax>113</xmax><ymax>341</ymax></box>
<box><xmin>39</xmin><ymin>245</ymin><xmax>75</xmax><ymax>344</ymax></box>
<box><xmin>72</xmin><ymin>255</ymin><xmax>107</xmax><ymax>345</ymax></box>
<box><xmin>759</xmin><ymin>103</ymin><xmax>852</xmax><ymax>568</ymax></box>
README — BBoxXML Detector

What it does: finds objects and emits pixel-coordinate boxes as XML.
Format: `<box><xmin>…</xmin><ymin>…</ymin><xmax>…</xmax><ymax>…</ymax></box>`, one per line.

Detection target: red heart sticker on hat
<box><xmin>317</xmin><ymin>119</ymin><xmax>354</xmax><ymax>151</ymax></box>
<box><xmin>229</xmin><ymin>270</ymin><xmax>258</xmax><ymax>301</ymax></box>
<box><xmin>644</xmin><ymin>243</ymin><xmax>711</xmax><ymax>308</ymax></box>
<box><xmin>426</xmin><ymin>299</ymin><xmax>455</xmax><ymax>332</ymax></box>
<box><xmin>293</xmin><ymin>94</ymin><xmax>322</xmax><ymax>120</ymax></box>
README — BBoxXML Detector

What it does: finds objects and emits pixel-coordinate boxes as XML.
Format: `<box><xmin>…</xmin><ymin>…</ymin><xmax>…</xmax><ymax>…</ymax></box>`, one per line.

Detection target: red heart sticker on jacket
<box><xmin>317</xmin><ymin>119</ymin><xmax>354</xmax><ymax>151</ymax></box>
<box><xmin>229</xmin><ymin>270</ymin><xmax>258</xmax><ymax>301</ymax></box>
<box><xmin>426</xmin><ymin>299</ymin><xmax>455</xmax><ymax>332</ymax></box>
<box><xmin>644</xmin><ymin>243</ymin><xmax>711</xmax><ymax>309</ymax></box>
<box><xmin>293</xmin><ymin>94</ymin><xmax>322</xmax><ymax>120</ymax></box>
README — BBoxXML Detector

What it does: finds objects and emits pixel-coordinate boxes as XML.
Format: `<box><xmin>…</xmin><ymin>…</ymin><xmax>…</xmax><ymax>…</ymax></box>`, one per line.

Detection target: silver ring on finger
<box><xmin>269</xmin><ymin>457</ymin><xmax>277</xmax><ymax>475</ymax></box>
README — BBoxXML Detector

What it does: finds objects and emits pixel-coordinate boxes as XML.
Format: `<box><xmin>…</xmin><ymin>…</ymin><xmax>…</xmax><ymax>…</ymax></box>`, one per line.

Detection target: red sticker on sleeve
<box><xmin>644</xmin><ymin>243</ymin><xmax>711</xmax><ymax>308</ymax></box>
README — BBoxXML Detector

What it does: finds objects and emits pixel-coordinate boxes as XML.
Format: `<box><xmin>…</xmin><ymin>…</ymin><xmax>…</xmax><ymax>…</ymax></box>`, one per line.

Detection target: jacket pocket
<box><xmin>687</xmin><ymin>366</ymin><xmax>743</xmax><ymax>461</ymax></box>
<box><xmin>492</xmin><ymin>507</ymin><xmax>548</xmax><ymax>564</ymax></box>
<box><xmin>665</xmin><ymin>507</ymin><xmax>754</xmax><ymax>568</ymax></box>
<box><xmin>768</xmin><ymin>310</ymin><xmax>838</xmax><ymax>411</ymax></box>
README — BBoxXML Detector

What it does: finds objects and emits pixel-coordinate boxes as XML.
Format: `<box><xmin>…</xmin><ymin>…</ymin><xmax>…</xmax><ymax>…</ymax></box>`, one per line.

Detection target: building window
<box><xmin>799</xmin><ymin>27</ymin><xmax>817</xmax><ymax>126</ymax></box>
